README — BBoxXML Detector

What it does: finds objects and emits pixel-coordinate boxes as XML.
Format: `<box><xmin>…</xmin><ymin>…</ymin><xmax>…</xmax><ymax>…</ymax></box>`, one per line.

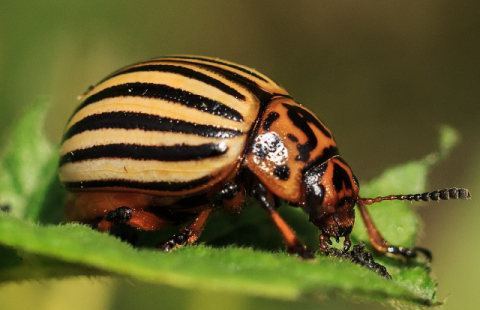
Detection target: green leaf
<box><xmin>0</xmin><ymin>102</ymin><xmax>461</xmax><ymax>308</ymax></box>
<box><xmin>0</xmin><ymin>101</ymin><xmax>64</xmax><ymax>223</ymax></box>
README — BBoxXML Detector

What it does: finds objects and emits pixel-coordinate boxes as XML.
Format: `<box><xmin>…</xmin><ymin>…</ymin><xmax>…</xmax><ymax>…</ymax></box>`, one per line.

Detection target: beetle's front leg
<box><xmin>319</xmin><ymin>234</ymin><xmax>352</xmax><ymax>254</ymax></box>
<box><xmin>357</xmin><ymin>201</ymin><xmax>432</xmax><ymax>261</ymax></box>
<box><xmin>252</xmin><ymin>183</ymin><xmax>314</xmax><ymax>259</ymax></box>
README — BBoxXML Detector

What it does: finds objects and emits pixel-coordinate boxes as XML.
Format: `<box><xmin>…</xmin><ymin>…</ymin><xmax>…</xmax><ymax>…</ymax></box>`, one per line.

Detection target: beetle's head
<box><xmin>303</xmin><ymin>156</ymin><xmax>359</xmax><ymax>243</ymax></box>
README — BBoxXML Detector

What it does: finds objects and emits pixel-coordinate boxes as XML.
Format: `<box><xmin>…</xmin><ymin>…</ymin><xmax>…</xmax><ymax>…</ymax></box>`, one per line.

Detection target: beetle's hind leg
<box><xmin>98</xmin><ymin>207</ymin><xmax>174</xmax><ymax>232</ymax></box>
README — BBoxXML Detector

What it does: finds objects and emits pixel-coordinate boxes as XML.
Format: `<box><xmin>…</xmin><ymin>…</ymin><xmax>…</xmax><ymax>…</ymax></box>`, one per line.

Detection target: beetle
<box><xmin>59</xmin><ymin>55</ymin><xmax>471</xmax><ymax>259</ymax></box>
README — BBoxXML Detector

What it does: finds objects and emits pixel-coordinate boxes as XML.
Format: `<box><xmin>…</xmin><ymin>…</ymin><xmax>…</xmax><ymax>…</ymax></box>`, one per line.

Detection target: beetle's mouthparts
<box><xmin>312</xmin><ymin>207</ymin><xmax>355</xmax><ymax>238</ymax></box>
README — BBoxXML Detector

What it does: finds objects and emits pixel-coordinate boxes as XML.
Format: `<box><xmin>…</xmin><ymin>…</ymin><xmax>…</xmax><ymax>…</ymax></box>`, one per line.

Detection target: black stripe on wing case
<box><xmin>162</xmin><ymin>59</ymin><xmax>274</xmax><ymax>103</ymax></box>
<box><xmin>75</xmin><ymin>83</ymin><xmax>244</xmax><ymax>122</ymax></box>
<box><xmin>63</xmin><ymin>175</ymin><xmax>213</xmax><ymax>192</ymax></box>
<box><xmin>59</xmin><ymin>143</ymin><xmax>229</xmax><ymax>166</ymax></box>
<box><xmin>166</xmin><ymin>56</ymin><xmax>269</xmax><ymax>82</ymax></box>
<box><xmin>104</xmin><ymin>64</ymin><xmax>246</xmax><ymax>101</ymax></box>
<box><xmin>62</xmin><ymin>111</ymin><xmax>243</xmax><ymax>142</ymax></box>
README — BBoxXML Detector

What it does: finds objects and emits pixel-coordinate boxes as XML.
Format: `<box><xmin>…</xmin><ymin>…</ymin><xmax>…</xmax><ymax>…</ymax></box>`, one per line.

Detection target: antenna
<box><xmin>355</xmin><ymin>187</ymin><xmax>471</xmax><ymax>260</ymax></box>
<box><xmin>357</xmin><ymin>187</ymin><xmax>471</xmax><ymax>206</ymax></box>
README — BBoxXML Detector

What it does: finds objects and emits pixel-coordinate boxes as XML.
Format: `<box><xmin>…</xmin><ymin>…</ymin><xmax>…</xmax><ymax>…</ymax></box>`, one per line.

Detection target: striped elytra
<box><xmin>59</xmin><ymin>56</ymin><xmax>285</xmax><ymax>195</ymax></box>
<box><xmin>60</xmin><ymin>55</ymin><xmax>471</xmax><ymax>263</ymax></box>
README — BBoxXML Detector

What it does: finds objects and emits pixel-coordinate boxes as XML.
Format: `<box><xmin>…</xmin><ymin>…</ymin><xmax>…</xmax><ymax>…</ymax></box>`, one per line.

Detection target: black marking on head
<box><xmin>1</xmin><ymin>205</ymin><xmax>10</xmax><ymax>212</ymax></box>
<box><xmin>63</xmin><ymin>175</ymin><xmax>213</xmax><ymax>192</ymax></box>
<box><xmin>263</xmin><ymin>112</ymin><xmax>280</xmax><ymax>131</ymax></box>
<box><xmin>74</xmin><ymin>82</ymin><xmax>244</xmax><ymax>122</ymax></box>
<box><xmin>335</xmin><ymin>157</ymin><xmax>359</xmax><ymax>189</ymax></box>
<box><xmin>104</xmin><ymin>64</ymin><xmax>246</xmax><ymax>101</ymax></box>
<box><xmin>332</xmin><ymin>162</ymin><xmax>353</xmax><ymax>193</ymax></box>
<box><xmin>62</xmin><ymin>112</ymin><xmax>243</xmax><ymax>142</ymax></box>
<box><xmin>59</xmin><ymin>143</ymin><xmax>228</xmax><ymax>167</ymax></box>
<box><xmin>282</xmin><ymin>103</ymin><xmax>332</xmax><ymax>162</ymax></box>
<box><xmin>274</xmin><ymin>164</ymin><xmax>291</xmax><ymax>180</ymax></box>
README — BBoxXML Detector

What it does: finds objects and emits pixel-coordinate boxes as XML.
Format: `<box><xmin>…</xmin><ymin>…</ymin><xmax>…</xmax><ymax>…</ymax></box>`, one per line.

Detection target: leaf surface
<box><xmin>0</xmin><ymin>103</ymin><xmax>461</xmax><ymax>308</ymax></box>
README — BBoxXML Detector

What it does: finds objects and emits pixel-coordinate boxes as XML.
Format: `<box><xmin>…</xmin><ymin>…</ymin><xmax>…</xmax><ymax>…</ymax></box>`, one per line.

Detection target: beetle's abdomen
<box><xmin>59</xmin><ymin>56</ymin><xmax>288</xmax><ymax>195</ymax></box>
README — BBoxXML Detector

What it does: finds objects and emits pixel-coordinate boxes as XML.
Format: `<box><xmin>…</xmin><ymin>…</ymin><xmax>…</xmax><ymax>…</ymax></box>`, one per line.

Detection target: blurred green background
<box><xmin>0</xmin><ymin>1</ymin><xmax>478</xmax><ymax>309</ymax></box>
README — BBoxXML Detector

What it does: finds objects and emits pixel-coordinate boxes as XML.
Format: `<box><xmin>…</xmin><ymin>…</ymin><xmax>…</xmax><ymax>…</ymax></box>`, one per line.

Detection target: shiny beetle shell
<box><xmin>59</xmin><ymin>56</ymin><xmax>287</xmax><ymax>195</ymax></box>
<box><xmin>59</xmin><ymin>55</ymin><xmax>471</xmax><ymax>260</ymax></box>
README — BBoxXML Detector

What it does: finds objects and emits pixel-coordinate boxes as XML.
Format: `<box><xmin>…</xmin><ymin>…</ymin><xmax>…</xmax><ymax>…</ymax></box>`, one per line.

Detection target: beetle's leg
<box><xmin>252</xmin><ymin>183</ymin><xmax>314</xmax><ymax>259</ymax></box>
<box><xmin>98</xmin><ymin>207</ymin><xmax>173</xmax><ymax>232</ymax></box>
<box><xmin>214</xmin><ymin>181</ymin><xmax>246</xmax><ymax>213</ymax></box>
<box><xmin>160</xmin><ymin>207</ymin><xmax>213</xmax><ymax>251</ymax></box>
<box><xmin>214</xmin><ymin>182</ymin><xmax>240</xmax><ymax>201</ymax></box>
<box><xmin>357</xmin><ymin>201</ymin><xmax>432</xmax><ymax>261</ymax></box>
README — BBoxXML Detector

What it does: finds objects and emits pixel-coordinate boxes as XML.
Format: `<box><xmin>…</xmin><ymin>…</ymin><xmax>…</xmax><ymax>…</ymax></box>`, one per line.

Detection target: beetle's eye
<box><xmin>305</xmin><ymin>182</ymin><xmax>325</xmax><ymax>214</ymax></box>
<box><xmin>303</xmin><ymin>162</ymin><xmax>328</xmax><ymax>214</ymax></box>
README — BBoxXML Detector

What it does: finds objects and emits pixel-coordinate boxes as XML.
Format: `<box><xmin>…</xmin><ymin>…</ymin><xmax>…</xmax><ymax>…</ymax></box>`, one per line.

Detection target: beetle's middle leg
<box><xmin>159</xmin><ymin>181</ymin><xmax>244</xmax><ymax>251</ymax></box>
<box><xmin>160</xmin><ymin>207</ymin><xmax>213</xmax><ymax>251</ymax></box>
<box><xmin>252</xmin><ymin>183</ymin><xmax>314</xmax><ymax>259</ymax></box>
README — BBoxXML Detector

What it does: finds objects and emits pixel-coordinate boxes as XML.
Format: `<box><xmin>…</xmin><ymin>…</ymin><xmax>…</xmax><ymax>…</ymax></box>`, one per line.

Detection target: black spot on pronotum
<box><xmin>1</xmin><ymin>205</ymin><xmax>10</xmax><ymax>212</ymax></box>
<box><xmin>274</xmin><ymin>164</ymin><xmax>291</xmax><ymax>180</ymax></box>
<box><xmin>287</xmin><ymin>133</ymin><xmax>298</xmax><ymax>142</ymax></box>
<box><xmin>282</xmin><ymin>103</ymin><xmax>331</xmax><ymax>162</ymax></box>
<box><xmin>263</xmin><ymin>112</ymin><xmax>280</xmax><ymax>131</ymax></box>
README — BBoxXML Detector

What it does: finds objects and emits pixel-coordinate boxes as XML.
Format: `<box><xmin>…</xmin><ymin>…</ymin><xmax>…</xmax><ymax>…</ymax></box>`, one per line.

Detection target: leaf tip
<box><xmin>438</xmin><ymin>125</ymin><xmax>460</xmax><ymax>158</ymax></box>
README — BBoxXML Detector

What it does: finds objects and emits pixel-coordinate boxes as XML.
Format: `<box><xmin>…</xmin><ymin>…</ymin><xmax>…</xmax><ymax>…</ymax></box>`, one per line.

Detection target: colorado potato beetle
<box><xmin>59</xmin><ymin>55</ymin><xmax>471</xmax><ymax>259</ymax></box>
